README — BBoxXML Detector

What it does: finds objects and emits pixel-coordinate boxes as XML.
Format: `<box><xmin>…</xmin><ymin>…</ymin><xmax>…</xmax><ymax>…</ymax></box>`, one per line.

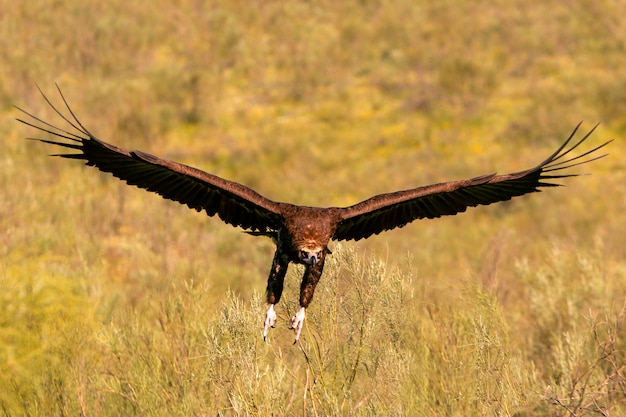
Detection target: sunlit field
<box><xmin>1</xmin><ymin>0</ymin><xmax>626</xmax><ymax>415</ymax></box>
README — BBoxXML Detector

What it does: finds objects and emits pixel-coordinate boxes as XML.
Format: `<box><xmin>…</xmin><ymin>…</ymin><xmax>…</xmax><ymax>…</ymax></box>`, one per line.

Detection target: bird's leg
<box><xmin>292</xmin><ymin>256</ymin><xmax>326</xmax><ymax>343</ymax></box>
<box><xmin>263</xmin><ymin>250</ymin><xmax>289</xmax><ymax>341</ymax></box>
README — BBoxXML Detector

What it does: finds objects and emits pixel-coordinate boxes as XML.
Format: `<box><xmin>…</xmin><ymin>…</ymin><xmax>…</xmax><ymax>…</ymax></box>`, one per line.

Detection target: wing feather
<box><xmin>334</xmin><ymin>123</ymin><xmax>611</xmax><ymax>241</ymax></box>
<box><xmin>17</xmin><ymin>85</ymin><xmax>284</xmax><ymax>232</ymax></box>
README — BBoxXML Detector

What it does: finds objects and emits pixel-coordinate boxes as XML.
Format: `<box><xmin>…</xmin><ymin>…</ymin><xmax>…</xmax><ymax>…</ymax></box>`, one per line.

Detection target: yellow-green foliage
<box><xmin>2</xmin><ymin>0</ymin><xmax>626</xmax><ymax>415</ymax></box>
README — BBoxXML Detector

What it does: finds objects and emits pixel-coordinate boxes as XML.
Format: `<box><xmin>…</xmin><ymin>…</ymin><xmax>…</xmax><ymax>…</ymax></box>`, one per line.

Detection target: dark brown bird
<box><xmin>17</xmin><ymin>86</ymin><xmax>610</xmax><ymax>343</ymax></box>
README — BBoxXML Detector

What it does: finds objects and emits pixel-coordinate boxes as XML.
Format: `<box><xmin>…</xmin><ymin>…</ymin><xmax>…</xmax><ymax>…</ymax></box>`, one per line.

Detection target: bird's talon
<box><xmin>263</xmin><ymin>304</ymin><xmax>277</xmax><ymax>341</ymax></box>
<box><xmin>290</xmin><ymin>307</ymin><xmax>306</xmax><ymax>342</ymax></box>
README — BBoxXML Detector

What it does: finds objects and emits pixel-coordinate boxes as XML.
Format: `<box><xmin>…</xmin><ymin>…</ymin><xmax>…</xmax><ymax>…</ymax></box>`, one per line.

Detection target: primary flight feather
<box><xmin>17</xmin><ymin>86</ymin><xmax>611</xmax><ymax>343</ymax></box>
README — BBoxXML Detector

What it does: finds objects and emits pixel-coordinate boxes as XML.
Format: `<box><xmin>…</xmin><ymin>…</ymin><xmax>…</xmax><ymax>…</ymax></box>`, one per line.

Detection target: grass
<box><xmin>1</xmin><ymin>0</ymin><xmax>626</xmax><ymax>415</ymax></box>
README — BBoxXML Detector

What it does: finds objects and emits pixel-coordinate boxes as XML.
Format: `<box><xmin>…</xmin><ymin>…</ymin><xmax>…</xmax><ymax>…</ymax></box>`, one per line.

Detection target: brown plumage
<box><xmin>17</xmin><ymin>86</ymin><xmax>611</xmax><ymax>343</ymax></box>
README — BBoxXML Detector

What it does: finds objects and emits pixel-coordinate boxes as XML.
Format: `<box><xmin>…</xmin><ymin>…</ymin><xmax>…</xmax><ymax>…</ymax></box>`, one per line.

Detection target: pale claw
<box><xmin>290</xmin><ymin>307</ymin><xmax>306</xmax><ymax>344</ymax></box>
<box><xmin>263</xmin><ymin>304</ymin><xmax>277</xmax><ymax>341</ymax></box>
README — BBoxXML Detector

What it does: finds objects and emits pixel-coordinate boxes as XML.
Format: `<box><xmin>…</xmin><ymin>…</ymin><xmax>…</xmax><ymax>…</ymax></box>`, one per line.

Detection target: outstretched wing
<box><xmin>333</xmin><ymin>124</ymin><xmax>611</xmax><ymax>241</ymax></box>
<box><xmin>16</xmin><ymin>86</ymin><xmax>285</xmax><ymax>232</ymax></box>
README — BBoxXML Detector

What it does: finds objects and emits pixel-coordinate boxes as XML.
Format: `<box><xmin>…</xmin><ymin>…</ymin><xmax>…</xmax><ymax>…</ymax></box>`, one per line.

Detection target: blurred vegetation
<box><xmin>1</xmin><ymin>0</ymin><xmax>626</xmax><ymax>415</ymax></box>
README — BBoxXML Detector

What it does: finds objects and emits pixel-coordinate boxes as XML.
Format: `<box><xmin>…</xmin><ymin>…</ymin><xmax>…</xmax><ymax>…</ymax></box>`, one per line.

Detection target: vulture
<box><xmin>17</xmin><ymin>86</ymin><xmax>610</xmax><ymax>343</ymax></box>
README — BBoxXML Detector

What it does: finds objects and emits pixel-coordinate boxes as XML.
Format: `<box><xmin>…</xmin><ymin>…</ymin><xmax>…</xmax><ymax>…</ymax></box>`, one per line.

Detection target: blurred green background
<box><xmin>1</xmin><ymin>0</ymin><xmax>625</xmax><ymax>415</ymax></box>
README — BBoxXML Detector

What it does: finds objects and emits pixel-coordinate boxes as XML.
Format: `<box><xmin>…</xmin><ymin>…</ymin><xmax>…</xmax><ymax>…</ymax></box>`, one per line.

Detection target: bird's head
<box><xmin>298</xmin><ymin>248</ymin><xmax>322</xmax><ymax>265</ymax></box>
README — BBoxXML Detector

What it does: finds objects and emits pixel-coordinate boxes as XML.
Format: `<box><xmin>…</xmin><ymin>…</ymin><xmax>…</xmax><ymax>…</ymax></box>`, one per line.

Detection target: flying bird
<box><xmin>17</xmin><ymin>86</ymin><xmax>610</xmax><ymax>343</ymax></box>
